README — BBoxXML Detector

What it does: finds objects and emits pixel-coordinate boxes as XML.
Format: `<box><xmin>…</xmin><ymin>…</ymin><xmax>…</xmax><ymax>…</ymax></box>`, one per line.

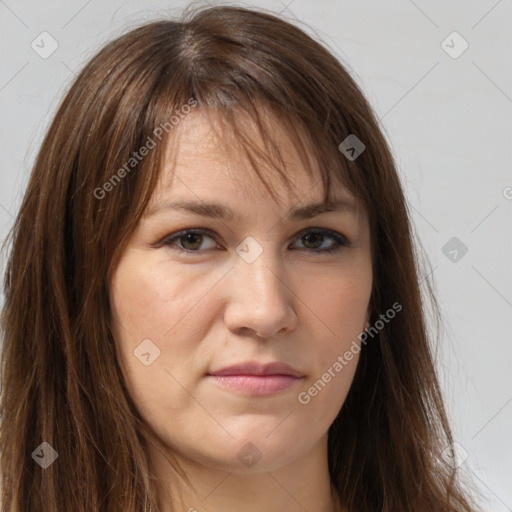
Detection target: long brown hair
<box><xmin>1</xmin><ymin>4</ymin><xmax>480</xmax><ymax>511</ymax></box>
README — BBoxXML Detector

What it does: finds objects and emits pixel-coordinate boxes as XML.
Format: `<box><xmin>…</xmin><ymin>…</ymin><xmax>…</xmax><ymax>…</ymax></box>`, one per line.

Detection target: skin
<box><xmin>109</xmin><ymin>108</ymin><xmax>373</xmax><ymax>512</ymax></box>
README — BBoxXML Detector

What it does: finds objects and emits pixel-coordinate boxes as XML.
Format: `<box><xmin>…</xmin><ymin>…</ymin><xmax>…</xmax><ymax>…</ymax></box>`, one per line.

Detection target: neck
<box><xmin>147</xmin><ymin>435</ymin><xmax>346</xmax><ymax>512</ymax></box>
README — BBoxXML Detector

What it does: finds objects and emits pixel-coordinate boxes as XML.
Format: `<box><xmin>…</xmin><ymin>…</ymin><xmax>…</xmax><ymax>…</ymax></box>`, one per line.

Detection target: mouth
<box><xmin>207</xmin><ymin>361</ymin><xmax>305</xmax><ymax>396</ymax></box>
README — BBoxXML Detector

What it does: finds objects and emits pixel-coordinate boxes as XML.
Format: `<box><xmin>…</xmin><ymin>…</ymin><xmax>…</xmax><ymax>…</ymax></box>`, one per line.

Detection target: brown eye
<box><xmin>301</xmin><ymin>232</ymin><xmax>325</xmax><ymax>249</ymax></box>
<box><xmin>159</xmin><ymin>227</ymin><xmax>349</xmax><ymax>256</ymax></box>
<box><xmin>179</xmin><ymin>232</ymin><xmax>206</xmax><ymax>251</ymax></box>
<box><xmin>162</xmin><ymin>229</ymin><xmax>218</xmax><ymax>253</ymax></box>
<box><xmin>291</xmin><ymin>228</ymin><xmax>349</xmax><ymax>255</ymax></box>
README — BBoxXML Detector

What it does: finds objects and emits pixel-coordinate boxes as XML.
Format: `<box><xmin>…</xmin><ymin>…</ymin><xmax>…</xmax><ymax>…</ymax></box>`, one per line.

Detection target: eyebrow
<box><xmin>143</xmin><ymin>198</ymin><xmax>358</xmax><ymax>221</ymax></box>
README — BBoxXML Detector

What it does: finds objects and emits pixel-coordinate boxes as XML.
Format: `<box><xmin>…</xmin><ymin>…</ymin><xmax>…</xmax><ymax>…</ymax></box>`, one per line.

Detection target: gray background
<box><xmin>1</xmin><ymin>0</ymin><xmax>511</xmax><ymax>510</ymax></box>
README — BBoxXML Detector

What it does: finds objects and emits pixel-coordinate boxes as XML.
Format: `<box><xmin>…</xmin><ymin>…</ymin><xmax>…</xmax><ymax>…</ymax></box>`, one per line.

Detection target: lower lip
<box><xmin>207</xmin><ymin>374</ymin><xmax>302</xmax><ymax>395</ymax></box>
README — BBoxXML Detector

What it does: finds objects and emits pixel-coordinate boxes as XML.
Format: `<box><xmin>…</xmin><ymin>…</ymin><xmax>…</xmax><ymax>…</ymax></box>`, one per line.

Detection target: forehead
<box><xmin>149</xmin><ymin>106</ymin><xmax>358</xmax><ymax>212</ymax></box>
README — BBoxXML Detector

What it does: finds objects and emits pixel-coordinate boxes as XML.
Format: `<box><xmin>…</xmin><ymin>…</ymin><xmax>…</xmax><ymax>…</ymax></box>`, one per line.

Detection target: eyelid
<box><xmin>295</xmin><ymin>226</ymin><xmax>349</xmax><ymax>242</ymax></box>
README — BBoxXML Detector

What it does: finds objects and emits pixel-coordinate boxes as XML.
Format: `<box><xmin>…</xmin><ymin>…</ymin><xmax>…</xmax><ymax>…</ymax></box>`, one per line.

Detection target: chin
<box><xmin>197</xmin><ymin>434</ymin><xmax>308</xmax><ymax>474</ymax></box>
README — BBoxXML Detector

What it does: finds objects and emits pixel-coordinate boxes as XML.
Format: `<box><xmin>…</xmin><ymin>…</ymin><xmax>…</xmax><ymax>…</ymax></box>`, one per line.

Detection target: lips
<box><xmin>207</xmin><ymin>361</ymin><xmax>305</xmax><ymax>396</ymax></box>
<box><xmin>208</xmin><ymin>361</ymin><xmax>304</xmax><ymax>378</ymax></box>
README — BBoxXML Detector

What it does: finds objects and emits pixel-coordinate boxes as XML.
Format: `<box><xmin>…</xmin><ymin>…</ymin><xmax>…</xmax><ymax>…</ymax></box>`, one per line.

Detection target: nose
<box><xmin>223</xmin><ymin>248</ymin><xmax>298</xmax><ymax>339</ymax></box>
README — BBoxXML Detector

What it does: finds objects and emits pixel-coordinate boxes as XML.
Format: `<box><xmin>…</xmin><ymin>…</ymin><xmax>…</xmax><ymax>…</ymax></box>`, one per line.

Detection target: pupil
<box><xmin>183</xmin><ymin>233</ymin><xmax>202</xmax><ymax>250</ymax></box>
<box><xmin>304</xmin><ymin>233</ymin><xmax>322</xmax><ymax>248</ymax></box>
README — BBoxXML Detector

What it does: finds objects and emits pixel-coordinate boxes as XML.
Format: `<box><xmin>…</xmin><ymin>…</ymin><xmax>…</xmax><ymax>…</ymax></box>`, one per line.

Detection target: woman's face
<box><xmin>109</xmin><ymin>109</ymin><xmax>372</xmax><ymax>474</ymax></box>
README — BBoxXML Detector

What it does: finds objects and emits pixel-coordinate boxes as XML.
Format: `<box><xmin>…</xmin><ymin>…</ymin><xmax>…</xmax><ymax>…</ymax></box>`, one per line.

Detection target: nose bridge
<box><xmin>235</xmin><ymin>236</ymin><xmax>287</xmax><ymax>303</ymax></box>
<box><xmin>224</xmin><ymin>236</ymin><xmax>297</xmax><ymax>337</ymax></box>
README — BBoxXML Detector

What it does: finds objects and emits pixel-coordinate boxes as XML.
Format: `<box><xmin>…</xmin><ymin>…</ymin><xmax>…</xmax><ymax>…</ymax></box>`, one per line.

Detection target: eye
<box><xmin>290</xmin><ymin>228</ymin><xmax>350</xmax><ymax>254</ymax></box>
<box><xmin>160</xmin><ymin>229</ymin><xmax>219</xmax><ymax>253</ymax></box>
<box><xmin>158</xmin><ymin>227</ymin><xmax>350</xmax><ymax>256</ymax></box>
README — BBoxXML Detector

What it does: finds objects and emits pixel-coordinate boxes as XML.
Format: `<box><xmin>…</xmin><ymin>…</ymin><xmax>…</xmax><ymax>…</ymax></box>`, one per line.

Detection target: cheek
<box><xmin>108</xmin><ymin>256</ymin><xmax>211</xmax><ymax>426</ymax></box>
<box><xmin>109</xmin><ymin>253</ymin><xmax>227</xmax><ymax>394</ymax></box>
<box><xmin>110</xmin><ymin>258</ymin><xmax>177</xmax><ymax>336</ymax></box>
<box><xmin>110</xmin><ymin>252</ymin><xmax>217</xmax><ymax>341</ymax></box>
<box><xmin>109</xmin><ymin>255</ymin><xmax>176</xmax><ymax>382</ymax></box>
<box><xmin>296</xmin><ymin>263</ymin><xmax>370</xmax><ymax>399</ymax></box>
<box><xmin>301</xmin><ymin>264</ymin><xmax>372</xmax><ymax>338</ymax></box>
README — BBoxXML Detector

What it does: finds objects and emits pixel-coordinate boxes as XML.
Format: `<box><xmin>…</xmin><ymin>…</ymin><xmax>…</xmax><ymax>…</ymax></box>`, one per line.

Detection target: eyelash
<box><xmin>158</xmin><ymin>227</ymin><xmax>351</xmax><ymax>256</ymax></box>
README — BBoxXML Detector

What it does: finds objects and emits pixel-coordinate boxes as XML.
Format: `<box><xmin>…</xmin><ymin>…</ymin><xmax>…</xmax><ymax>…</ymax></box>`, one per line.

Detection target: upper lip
<box><xmin>208</xmin><ymin>361</ymin><xmax>304</xmax><ymax>378</ymax></box>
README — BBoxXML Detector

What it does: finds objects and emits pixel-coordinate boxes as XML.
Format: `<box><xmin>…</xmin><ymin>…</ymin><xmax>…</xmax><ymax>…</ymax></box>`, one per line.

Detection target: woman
<box><xmin>0</xmin><ymin>4</ymin><xmax>480</xmax><ymax>512</ymax></box>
